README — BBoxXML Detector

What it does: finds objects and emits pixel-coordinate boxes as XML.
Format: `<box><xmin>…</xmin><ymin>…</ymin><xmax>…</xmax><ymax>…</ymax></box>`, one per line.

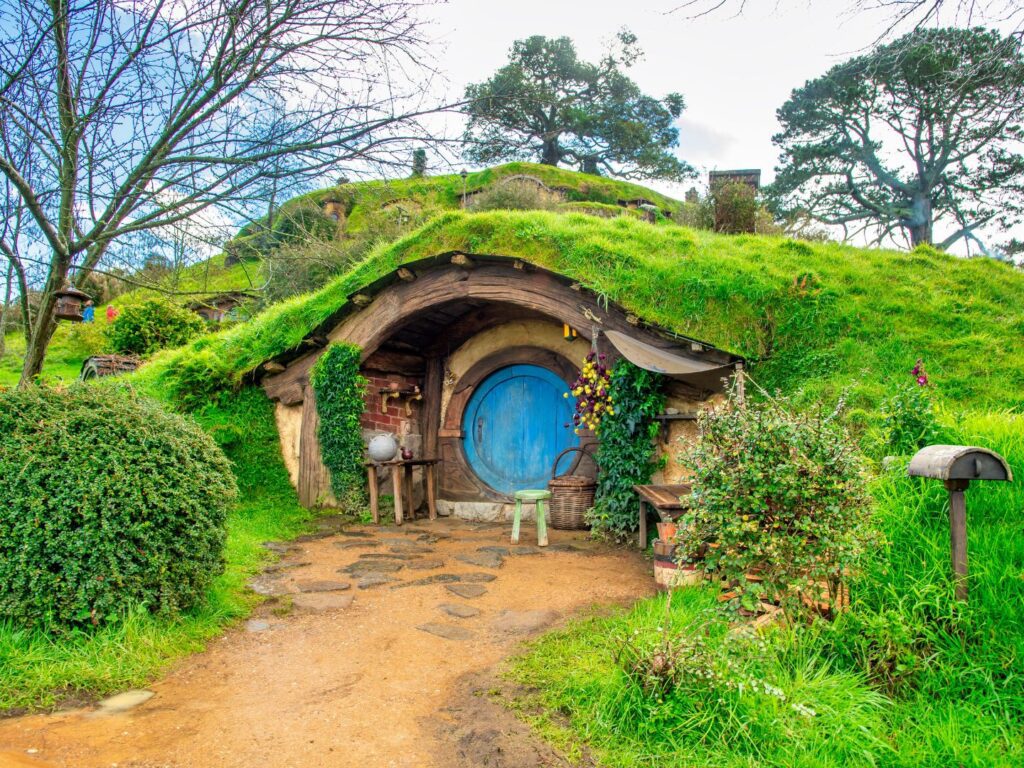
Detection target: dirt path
<box><xmin>0</xmin><ymin>518</ymin><xmax>652</xmax><ymax>768</ymax></box>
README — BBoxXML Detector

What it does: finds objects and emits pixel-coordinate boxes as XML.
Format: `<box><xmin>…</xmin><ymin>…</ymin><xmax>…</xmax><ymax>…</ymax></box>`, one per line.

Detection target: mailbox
<box><xmin>908</xmin><ymin>445</ymin><xmax>1013</xmax><ymax>601</ymax></box>
<box><xmin>908</xmin><ymin>445</ymin><xmax>1013</xmax><ymax>483</ymax></box>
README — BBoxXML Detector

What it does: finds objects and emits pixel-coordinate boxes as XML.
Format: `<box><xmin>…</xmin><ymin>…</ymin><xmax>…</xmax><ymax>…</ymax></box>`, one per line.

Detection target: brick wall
<box><xmin>361</xmin><ymin>371</ymin><xmax>423</xmax><ymax>435</ymax></box>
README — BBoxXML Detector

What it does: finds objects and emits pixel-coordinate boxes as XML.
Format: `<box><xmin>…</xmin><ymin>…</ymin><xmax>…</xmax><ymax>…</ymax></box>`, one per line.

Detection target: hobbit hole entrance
<box><xmin>261</xmin><ymin>254</ymin><xmax>742</xmax><ymax>518</ymax></box>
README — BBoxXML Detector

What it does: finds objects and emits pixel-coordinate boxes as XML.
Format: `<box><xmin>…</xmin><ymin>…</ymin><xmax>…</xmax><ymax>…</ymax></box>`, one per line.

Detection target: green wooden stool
<box><xmin>512</xmin><ymin>489</ymin><xmax>551</xmax><ymax>547</ymax></box>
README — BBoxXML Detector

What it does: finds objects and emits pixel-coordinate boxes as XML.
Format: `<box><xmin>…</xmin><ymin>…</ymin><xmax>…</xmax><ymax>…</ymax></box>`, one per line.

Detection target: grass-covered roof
<box><xmin>134</xmin><ymin>209</ymin><xmax>1024</xmax><ymax>414</ymax></box>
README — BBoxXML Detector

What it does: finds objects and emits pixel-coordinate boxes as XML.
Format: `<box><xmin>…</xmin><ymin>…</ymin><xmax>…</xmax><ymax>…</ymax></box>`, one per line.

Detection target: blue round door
<box><xmin>463</xmin><ymin>364</ymin><xmax>577</xmax><ymax>495</ymax></box>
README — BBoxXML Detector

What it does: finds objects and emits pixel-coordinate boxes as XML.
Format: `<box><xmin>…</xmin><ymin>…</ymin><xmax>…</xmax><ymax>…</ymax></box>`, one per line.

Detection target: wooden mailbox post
<box><xmin>908</xmin><ymin>445</ymin><xmax>1013</xmax><ymax>601</ymax></box>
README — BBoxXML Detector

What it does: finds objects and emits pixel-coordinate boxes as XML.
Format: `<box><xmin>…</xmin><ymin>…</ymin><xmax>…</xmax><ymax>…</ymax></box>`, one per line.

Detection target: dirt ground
<box><xmin>0</xmin><ymin>517</ymin><xmax>653</xmax><ymax>768</ymax></box>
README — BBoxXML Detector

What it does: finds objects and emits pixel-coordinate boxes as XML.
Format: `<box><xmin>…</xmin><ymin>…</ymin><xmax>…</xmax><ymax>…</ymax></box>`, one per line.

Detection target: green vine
<box><xmin>310</xmin><ymin>343</ymin><xmax>368</xmax><ymax>509</ymax></box>
<box><xmin>588</xmin><ymin>360</ymin><xmax>666</xmax><ymax>541</ymax></box>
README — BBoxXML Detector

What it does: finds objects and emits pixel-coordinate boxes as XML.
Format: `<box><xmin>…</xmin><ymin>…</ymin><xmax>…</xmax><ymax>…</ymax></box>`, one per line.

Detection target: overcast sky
<box><xmin>423</xmin><ymin>0</ymin><xmax>1004</xmax><ymax>202</ymax></box>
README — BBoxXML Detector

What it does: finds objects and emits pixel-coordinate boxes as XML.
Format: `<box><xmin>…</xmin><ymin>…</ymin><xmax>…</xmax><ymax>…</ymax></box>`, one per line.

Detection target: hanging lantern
<box><xmin>54</xmin><ymin>284</ymin><xmax>91</xmax><ymax>322</ymax></box>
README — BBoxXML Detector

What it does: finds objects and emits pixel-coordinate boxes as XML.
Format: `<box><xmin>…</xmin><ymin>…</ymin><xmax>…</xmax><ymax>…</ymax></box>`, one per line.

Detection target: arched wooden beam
<box><xmin>263</xmin><ymin>258</ymin><xmax>729</xmax><ymax>404</ymax></box>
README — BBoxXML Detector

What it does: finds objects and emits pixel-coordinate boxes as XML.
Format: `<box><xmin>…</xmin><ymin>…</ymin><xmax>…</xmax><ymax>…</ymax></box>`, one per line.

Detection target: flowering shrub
<box><xmin>588</xmin><ymin>360</ymin><xmax>665</xmax><ymax>540</ymax></box>
<box><xmin>678</xmin><ymin>393</ymin><xmax>876</xmax><ymax>620</ymax></box>
<box><xmin>881</xmin><ymin>359</ymin><xmax>940</xmax><ymax>454</ymax></box>
<box><xmin>567</xmin><ymin>351</ymin><xmax>613</xmax><ymax>433</ymax></box>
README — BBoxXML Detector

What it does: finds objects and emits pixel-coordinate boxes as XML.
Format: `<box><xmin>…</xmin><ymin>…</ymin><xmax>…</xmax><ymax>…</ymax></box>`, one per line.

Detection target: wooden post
<box><xmin>638</xmin><ymin>499</ymin><xmax>647</xmax><ymax>549</ymax></box>
<box><xmin>392</xmin><ymin>465</ymin><xmax>404</xmax><ymax>525</ymax></box>
<box><xmin>404</xmin><ymin>465</ymin><xmax>415</xmax><ymax>522</ymax></box>
<box><xmin>735</xmin><ymin>362</ymin><xmax>746</xmax><ymax>407</ymax></box>
<box><xmin>298</xmin><ymin>385</ymin><xmax>329</xmax><ymax>508</ymax></box>
<box><xmin>368</xmin><ymin>465</ymin><xmax>379</xmax><ymax>524</ymax></box>
<box><xmin>945</xmin><ymin>479</ymin><xmax>969</xmax><ymax>600</ymax></box>
<box><xmin>426</xmin><ymin>463</ymin><xmax>437</xmax><ymax>520</ymax></box>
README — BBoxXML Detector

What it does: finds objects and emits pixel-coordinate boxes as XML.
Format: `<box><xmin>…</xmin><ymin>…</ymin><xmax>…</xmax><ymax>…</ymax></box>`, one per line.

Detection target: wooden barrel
<box><xmin>652</xmin><ymin>540</ymin><xmax>700</xmax><ymax>590</ymax></box>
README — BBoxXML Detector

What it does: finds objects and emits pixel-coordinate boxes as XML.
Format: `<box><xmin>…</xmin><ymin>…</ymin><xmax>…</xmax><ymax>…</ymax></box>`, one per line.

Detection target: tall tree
<box><xmin>0</xmin><ymin>0</ymin><xmax>439</xmax><ymax>385</ymax></box>
<box><xmin>462</xmin><ymin>31</ymin><xmax>694</xmax><ymax>181</ymax></box>
<box><xmin>770</xmin><ymin>27</ymin><xmax>1024</xmax><ymax>249</ymax></box>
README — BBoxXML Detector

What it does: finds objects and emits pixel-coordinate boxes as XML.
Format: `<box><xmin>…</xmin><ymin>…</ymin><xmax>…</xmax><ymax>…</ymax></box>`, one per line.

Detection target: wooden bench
<box><xmin>634</xmin><ymin>483</ymin><xmax>691</xmax><ymax>548</ymax></box>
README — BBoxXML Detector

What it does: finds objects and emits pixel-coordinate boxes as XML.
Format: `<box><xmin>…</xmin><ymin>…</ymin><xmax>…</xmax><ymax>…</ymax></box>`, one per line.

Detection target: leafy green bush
<box><xmin>588</xmin><ymin>360</ymin><xmax>665</xmax><ymax>541</ymax></box>
<box><xmin>108</xmin><ymin>299</ymin><xmax>206</xmax><ymax>356</ymax></box>
<box><xmin>0</xmin><ymin>386</ymin><xmax>236</xmax><ymax>629</ymax></box>
<box><xmin>310</xmin><ymin>343</ymin><xmax>368</xmax><ymax>508</ymax></box>
<box><xmin>679</xmin><ymin>393</ymin><xmax>876</xmax><ymax>619</ymax></box>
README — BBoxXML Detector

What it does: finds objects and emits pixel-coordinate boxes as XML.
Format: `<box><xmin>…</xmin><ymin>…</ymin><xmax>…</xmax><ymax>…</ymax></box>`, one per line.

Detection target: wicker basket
<box><xmin>548</xmin><ymin>446</ymin><xmax>597</xmax><ymax>530</ymax></box>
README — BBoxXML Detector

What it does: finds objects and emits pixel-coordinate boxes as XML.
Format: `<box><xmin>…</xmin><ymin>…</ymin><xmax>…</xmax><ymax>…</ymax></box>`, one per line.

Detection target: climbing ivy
<box><xmin>587</xmin><ymin>360</ymin><xmax>666</xmax><ymax>541</ymax></box>
<box><xmin>310</xmin><ymin>343</ymin><xmax>368</xmax><ymax>509</ymax></box>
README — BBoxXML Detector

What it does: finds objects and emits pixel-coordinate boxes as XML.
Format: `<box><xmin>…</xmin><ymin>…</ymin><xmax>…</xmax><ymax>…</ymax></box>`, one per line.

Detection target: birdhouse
<box><xmin>908</xmin><ymin>445</ymin><xmax>1013</xmax><ymax>600</ymax></box>
<box><xmin>54</xmin><ymin>284</ymin><xmax>91</xmax><ymax>322</ymax></box>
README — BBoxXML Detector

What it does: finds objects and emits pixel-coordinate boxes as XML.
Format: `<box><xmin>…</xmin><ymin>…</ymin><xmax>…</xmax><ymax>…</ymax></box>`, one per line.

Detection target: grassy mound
<box><xmin>132</xmin><ymin>210</ymin><xmax>1024</xmax><ymax>414</ymax></box>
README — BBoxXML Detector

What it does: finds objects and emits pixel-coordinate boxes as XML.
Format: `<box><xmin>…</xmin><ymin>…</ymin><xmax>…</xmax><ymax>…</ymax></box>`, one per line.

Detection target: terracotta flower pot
<box><xmin>657</xmin><ymin>522</ymin><xmax>678</xmax><ymax>540</ymax></box>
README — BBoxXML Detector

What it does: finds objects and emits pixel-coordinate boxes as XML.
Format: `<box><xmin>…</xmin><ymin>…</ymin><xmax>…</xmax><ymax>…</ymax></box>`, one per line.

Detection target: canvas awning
<box><xmin>604</xmin><ymin>330</ymin><xmax>737</xmax><ymax>391</ymax></box>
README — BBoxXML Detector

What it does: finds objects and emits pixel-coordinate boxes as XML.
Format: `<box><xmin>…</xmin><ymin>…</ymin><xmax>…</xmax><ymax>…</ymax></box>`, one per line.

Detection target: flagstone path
<box><xmin>0</xmin><ymin>517</ymin><xmax>652</xmax><ymax>768</ymax></box>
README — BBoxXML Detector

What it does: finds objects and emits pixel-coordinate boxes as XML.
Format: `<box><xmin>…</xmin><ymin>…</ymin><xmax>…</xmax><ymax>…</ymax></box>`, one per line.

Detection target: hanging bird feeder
<box><xmin>54</xmin><ymin>284</ymin><xmax>91</xmax><ymax>322</ymax></box>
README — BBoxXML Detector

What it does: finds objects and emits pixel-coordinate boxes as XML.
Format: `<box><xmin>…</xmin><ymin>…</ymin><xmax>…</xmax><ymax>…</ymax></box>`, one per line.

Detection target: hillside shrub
<box><xmin>679</xmin><ymin>393</ymin><xmax>876</xmax><ymax>619</ymax></box>
<box><xmin>310</xmin><ymin>343</ymin><xmax>368</xmax><ymax>509</ymax></box>
<box><xmin>589</xmin><ymin>360</ymin><xmax>665</xmax><ymax>541</ymax></box>
<box><xmin>470</xmin><ymin>179</ymin><xmax>559</xmax><ymax>212</ymax></box>
<box><xmin>108</xmin><ymin>299</ymin><xmax>205</xmax><ymax>356</ymax></box>
<box><xmin>0</xmin><ymin>386</ymin><xmax>236</xmax><ymax>629</ymax></box>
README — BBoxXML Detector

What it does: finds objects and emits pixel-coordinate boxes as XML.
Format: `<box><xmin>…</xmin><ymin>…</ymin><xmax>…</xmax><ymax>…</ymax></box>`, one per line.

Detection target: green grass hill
<box><xmin>134</xmin><ymin>209</ymin><xmax>1024</xmax><ymax>416</ymax></box>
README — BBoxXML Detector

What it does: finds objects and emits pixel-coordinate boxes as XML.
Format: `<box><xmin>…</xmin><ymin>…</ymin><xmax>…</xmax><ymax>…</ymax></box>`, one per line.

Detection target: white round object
<box><xmin>367</xmin><ymin>433</ymin><xmax>399</xmax><ymax>462</ymax></box>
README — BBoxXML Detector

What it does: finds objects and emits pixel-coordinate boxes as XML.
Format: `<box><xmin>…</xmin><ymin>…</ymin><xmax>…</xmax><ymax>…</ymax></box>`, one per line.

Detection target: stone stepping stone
<box><xmin>455</xmin><ymin>552</ymin><xmax>504</xmax><ymax>569</ymax></box>
<box><xmin>391</xmin><ymin>574</ymin><xmax>461</xmax><ymax>589</ymax></box>
<box><xmin>337</xmin><ymin>530</ymin><xmax>375</xmax><ymax>538</ymax></box>
<box><xmin>262</xmin><ymin>541</ymin><xmax>300</xmax><ymax>555</ymax></box>
<box><xmin>359</xmin><ymin>553</ymin><xmax>417</xmax><ymax>561</ymax></box>
<box><xmin>357</xmin><ymin>573</ymin><xmax>396</xmax><ymax>589</ymax></box>
<box><xmin>247</xmin><ymin>575</ymin><xmax>289</xmax><ymax>596</ymax></box>
<box><xmin>439</xmin><ymin>603</ymin><xmax>480</xmax><ymax>619</ymax></box>
<box><xmin>417</xmin><ymin>623</ymin><xmax>474</xmax><ymax>641</ymax></box>
<box><xmin>262</xmin><ymin>559</ymin><xmax>311</xmax><ymax>574</ymax></box>
<box><xmin>460</xmin><ymin>572</ymin><xmax>497</xmax><ymax>583</ymax></box>
<box><xmin>341</xmin><ymin>560</ymin><xmax>404</xmax><ymax>575</ymax></box>
<box><xmin>333</xmin><ymin>540</ymin><xmax>380</xmax><ymax>550</ymax></box>
<box><xmin>508</xmin><ymin>546</ymin><xmax>542</xmax><ymax>556</ymax></box>
<box><xmin>380</xmin><ymin>537</ymin><xmax>419</xmax><ymax>546</ymax></box>
<box><xmin>313</xmin><ymin>514</ymin><xmax>350</xmax><ymax>532</ymax></box>
<box><xmin>293</xmin><ymin>593</ymin><xmax>354</xmax><ymax>612</ymax></box>
<box><xmin>406</xmin><ymin>558</ymin><xmax>446</xmax><ymax>570</ymax></box>
<box><xmin>294</xmin><ymin>579</ymin><xmax>351</xmax><ymax>593</ymax></box>
<box><xmin>388</xmin><ymin>543</ymin><xmax>435</xmax><ymax>554</ymax></box>
<box><xmin>293</xmin><ymin>531</ymin><xmax>334</xmax><ymax>543</ymax></box>
<box><xmin>446</xmin><ymin>583</ymin><xmax>487</xmax><ymax>599</ymax></box>
<box><xmin>245</xmin><ymin>619</ymin><xmax>271</xmax><ymax>633</ymax></box>
<box><xmin>491</xmin><ymin>609</ymin><xmax>560</xmax><ymax>635</ymax></box>
<box><xmin>477</xmin><ymin>546</ymin><xmax>510</xmax><ymax>556</ymax></box>
<box><xmin>96</xmin><ymin>689</ymin><xmax>154</xmax><ymax>714</ymax></box>
<box><xmin>416</xmin><ymin>531</ymin><xmax>451</xmax><ymax>542</ymax></box>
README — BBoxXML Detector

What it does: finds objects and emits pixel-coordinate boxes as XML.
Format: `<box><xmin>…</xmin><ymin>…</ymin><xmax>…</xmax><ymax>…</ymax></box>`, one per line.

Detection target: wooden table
<box><xmin>634</xmin><ymin>483</ymin><xmax>691</xmax><ymax>548</ymax></box>
<box><xmin>366</xmin><ymin>459</ymin><xmax>439</xmax><ymax>525</ymax></box>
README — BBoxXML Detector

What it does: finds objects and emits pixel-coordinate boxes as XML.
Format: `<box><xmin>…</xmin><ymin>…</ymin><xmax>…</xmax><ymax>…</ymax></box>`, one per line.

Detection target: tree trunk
<box><xmin>907</xmin><ymin>194</ymin><xmax>933</xmax><ymax>247</ymax></box>
<box><xmin>541</xmin><ymin>137</ymin><xmax>561</xmax><ymax>166</ymax></box>
<box><xmin>581</xmin><ymin>155</ymin><xmax>599</xmax><ymax>175</ymax></box>
<box><xmin>18</xmin><ymin>255</ymin><xmax>69</xmax><ymax>387</ymax></box>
